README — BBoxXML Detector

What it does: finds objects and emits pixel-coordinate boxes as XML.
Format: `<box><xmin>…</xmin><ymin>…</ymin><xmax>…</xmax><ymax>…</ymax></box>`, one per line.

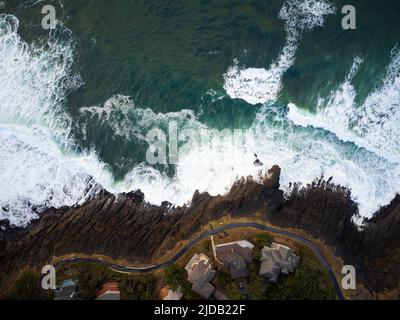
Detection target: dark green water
<box><xmin>1</xmin><ymin>0</ymin><xmax>400</xmax><ymax>225</ymax></box>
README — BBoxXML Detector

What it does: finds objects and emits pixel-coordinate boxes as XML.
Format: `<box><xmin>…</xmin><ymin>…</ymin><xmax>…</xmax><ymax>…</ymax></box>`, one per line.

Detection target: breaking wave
<box><xmin>0</xmin><ymin>14</ymin><xmax>110</xmax><ymax>226</ymax></box>
<box><xmin>288</xmin><ymin>50</ymin><xmax>400</xmax><ymax>162</ymax></box>
<box><xmin>79</xmin><ymin>94</ymin><xmax>204</xmax><ymax>142</ymax></box>
<box><xmin>1</xmin><ymin>1</ymin><xmax>400</xmax><ymax>227</ymax></box>
<box><xmin>286</xmin><ymin>50</ymin><xmax>400</xmax><ymax>218</ymax></box>
<box><xmin>223</xmin><ymin>0</ymin><xmax>335</xmax><ymax>105</ymax></box>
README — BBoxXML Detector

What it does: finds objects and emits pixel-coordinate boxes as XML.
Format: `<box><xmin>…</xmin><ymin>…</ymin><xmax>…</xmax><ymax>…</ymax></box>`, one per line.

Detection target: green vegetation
<box><xmin>216</xmin><ymin>270</ymin><xmax>232</xmax><ymax>287</ymax></box>
<box><xmin>59</xmin><ymin>262</ymin><xmax>157</xmax><ymax>300</ymax></box>
<box><xmin>10</xmin><ymin>230</ymin><xmax>334</xmax><ymax>301</ymax></box>
<box><xmin>165</xmin><ymin>265</ymin><xmax>186</xmax><ymax>291</ymax></box>
<box><xmin>247</xmin><ymin>264</ymin><xmax>267</xmax><ymax>300</ymax></box>
<box><xmin>225</xmin><ymin>282</ymin><xmax>245</xmax><ymax>300</ymax></box>
<box><xmin>216</xmin><ymin>271</ymin><xmax>245</xmax><ymax>300</ymax></box>
<box><xmin>120</xmin><ymin>276</ymin><xmax>157</xmax><ymax>300</ymax></box>
<box><xmin>264</xmin><ymin>247</ymin><xmax>337</xmax><ymax>300</ymax></box>
<box><xmin>252</xmin><ymin>233</ymin><xmax>274</xmax><ymax>260</ymax></box>
<box><xmin>215</xmin><ymin>264</ymin><xmax>265</xmax><ymax>300</ymax></box>
<box><xmin>75</xmin><ymin>263</ymin><xmax>108</xmax><ymax>299</ymax></box>
<box><xmin>6</xmin><ymin>269</ymin><xmax>53</xmax><ymax>300</ymax></box>
<box><xmin>202</xmin><ymin>240</ymin><xmax>212</xmax><ymax>255</ymax></box>
<box><xmin>164</xmin><ymin>265</ymin><xmax>201</xmax><ymax>300</ymax></box>
<box><xmin>215</xmin><ymin>233</ymin><xmax>336</xmax><ymax>301</ymax></box>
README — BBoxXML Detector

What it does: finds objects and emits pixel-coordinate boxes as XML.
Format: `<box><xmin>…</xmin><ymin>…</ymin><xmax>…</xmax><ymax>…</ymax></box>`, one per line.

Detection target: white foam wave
<box><xmin>223</xmin><ymin>0</ymin><xmax>335</xmax><ymax>105</ymax></box>
<box><xmin>287</xmin><ymin>52</ymin><xmax>400</xmax><ymax>217</ymax></box>
<box><xmin>60</xmin><ymin>1</ymin><xmax>400</xmax><ymax>221</ymax></box>
<box><xmin>0</xmin><ymin>14</ymin><xmax>80</xmax><ymax>136</ymax></box>
<box><xmin>354</xmin><ymin>49</ymin><xmax>400</xmax><ymax>159</ymax></box>
<box><xmin>0</xmin><ymin>14</ymin><xmax>109</xmax><ymax>226</ymax></box>
<box><xmin>288</xmin><ymin>50</ymin><xmax>400</xmax><ymax>162</ymax></box>
<box><xmin>80</xmin><ymin>94</ymin><xmax>204</xmax><ymax>141</ymax></box>
<box><xmin>0</xmin><ymin>124</ymin><xmax>115</xmax><ymax>226</ymax></box>
<box><xmin>121</xmin><ymin>130</ymin><xmax>259</xmax><ymax>206</ymax></box>
<box><xmin>2</xmin><ymin>7</ymin><xmax>399</xmax><ymax>228</ymax></box>
<box><xmin>120</xmin><ymin>100</ymin><xmax>399</xmax><ymax>219</ymax></box>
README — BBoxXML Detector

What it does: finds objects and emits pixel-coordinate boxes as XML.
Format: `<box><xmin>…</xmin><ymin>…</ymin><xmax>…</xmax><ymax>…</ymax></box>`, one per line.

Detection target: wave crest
<box><xmin>223</xmin><ymin>0</ymin><xmax>335</xmax><ymax>105</ymax></box>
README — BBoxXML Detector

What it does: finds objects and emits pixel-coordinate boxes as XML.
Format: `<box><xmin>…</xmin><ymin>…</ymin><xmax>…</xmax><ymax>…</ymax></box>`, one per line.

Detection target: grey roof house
<box><xmin>185</xmin><ymin>253</ymin><xmax>216</xmax><ymax>299</ymax></box>
<box><xmin>259</xmin><ymin>243</ymin><xmax>300</xmax><ymax>283</ymax></box>
<box><xmin>215</xmin><ymin>240</ymin><xmax>254</xmax><ymax>279</ymax></box>
<box><xmin>54</xmin><ymin>279</ymin><xmax>77</xmax><ymax>300</ymax></box>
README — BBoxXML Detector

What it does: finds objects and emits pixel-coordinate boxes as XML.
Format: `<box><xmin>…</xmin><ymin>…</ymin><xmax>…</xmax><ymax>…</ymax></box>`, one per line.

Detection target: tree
<box><xmin>75</xmin><ymin>264</ymin><xmax>108</xmax><ymax>299</ymax></box>
<box><xmin>247</xmin><ymin>265</ymin><xmax>266</xmax><ymax>300</ymax></box>
<box><xmin>7</xmin><ymin>269</ymin><xmax>53</xmax><ymax>300</ymax></box>
<box><xmin>253</xmin><ymin>233</ymin><xmax>273</xmax><ymax>261</ymax></box>
<box><xmin>225</xmin><ymin>282</ymin><xmax>245</xmax><ymax>300</ymax></box>
<box><xmin>202</xmin><ymin>240</ymin><xmax>212</xmax><ymax>254</ymax></box>
<box><xmin>254</xmin><ymin>233</ymin><xmax>273</xmax><ymax>248</ymax></box>
<box><xmin>164</xmin><ymin>265</ymin><xmax>186</xmax><ymax>291</ymax></box>
<box><xmin>121</xmin><ymin>275</ymin><xmax>157</xmax><ymax>300</ymax></box>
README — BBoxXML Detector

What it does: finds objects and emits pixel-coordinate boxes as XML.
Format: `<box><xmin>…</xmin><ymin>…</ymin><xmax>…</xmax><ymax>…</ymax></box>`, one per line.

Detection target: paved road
<box><xmin>54</xmin><ymin>222</ymin><xmax>345</xmax><ymax>300</ymax></box>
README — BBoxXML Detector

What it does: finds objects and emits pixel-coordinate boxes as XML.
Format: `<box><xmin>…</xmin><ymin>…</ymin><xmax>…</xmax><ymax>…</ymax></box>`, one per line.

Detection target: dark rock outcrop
<box><xmin>358</xmin><ymin>196</ymin><xmax>400</xmax><ymax>293</ymax></box>
<box><xmin>1</xmin><ymin>166</ymin><xmax>400</xmax><ymax>295</ymax></box>
<box><xmin>268</xmin><ymin>179</ymin><xmax>400</xmax><ymax>294</ymax></box>
<box><xmin>0</xmin><ymin>167</ymin><xmax>283</xmax><ymax>287</ymax></box>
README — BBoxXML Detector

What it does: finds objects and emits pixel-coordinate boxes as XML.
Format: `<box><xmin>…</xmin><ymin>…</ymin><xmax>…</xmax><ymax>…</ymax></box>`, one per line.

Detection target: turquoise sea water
<box><xmin>1</xmin><ymin>0</ymin><xmax>400</xmax><ymax>226</ymax></box>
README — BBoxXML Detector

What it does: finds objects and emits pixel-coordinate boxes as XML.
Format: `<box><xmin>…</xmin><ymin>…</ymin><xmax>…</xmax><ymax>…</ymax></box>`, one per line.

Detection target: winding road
<box><xmin>54</xmin><ymin>222</ymin><xmax>345</xmax><ymax>300</ymax></box>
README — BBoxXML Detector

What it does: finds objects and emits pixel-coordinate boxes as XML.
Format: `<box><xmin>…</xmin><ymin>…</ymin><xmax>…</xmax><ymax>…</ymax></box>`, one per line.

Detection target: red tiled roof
<box><xmin>96</xmin><ymin>282</ymin><xmax>120</xmax><ymax>297</ymax></box>
<box><xmin>159</xmin><ymin>286</ymin><xmax>170</xmax><ymax>300</ymax></box>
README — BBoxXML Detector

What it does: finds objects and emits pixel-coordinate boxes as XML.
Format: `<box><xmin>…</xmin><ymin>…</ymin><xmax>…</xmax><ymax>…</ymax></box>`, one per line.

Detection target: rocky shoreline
<box><xmin>1</xmin><ymin>165</ymin><xmax>400</xmax><ymax>297</ymax></box>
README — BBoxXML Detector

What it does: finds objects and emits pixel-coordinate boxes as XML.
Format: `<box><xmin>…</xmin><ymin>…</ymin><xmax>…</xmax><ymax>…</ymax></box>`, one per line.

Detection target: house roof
<box><xmin>165</xmin><ymin>290</ymin><xmax>183</xmax><ymax>300</ymax></box>
<box><xmin>188</xmin><ymin>261</ymin><xmax>212</xmax><ymax>283</ymax></box>
<box><xmin>192</xmin><ymin>282</ymin><xmax>215</xmax><ymax>299</ymax></box>
<box><xmin>61</xmin><ymin>279</ymin><xmax>76</xmax><ymax>289</ymax></box>
<box><xmin>95</xmin><ymin>292</ymin><xmax>121</xmax><ymax>300</ymax></box>
<box><xmin>271</xmin><ymin>243</ymin><xmax>292</xmax><ymax>260</ymax></box>
<box><xmin>185</xmin><ymin>254</ymin><xmax>211</xmax><ymax>272</ymax></box>
<box><xmin>186</xmin><ymin>254</ymin><xmax>214</xmax><ymax>285</ymax></box>
<box><xmin>216</xmin><ymin>241</ymin><xmax>254</xmax><ymax>265</ymax></box>
<box><xmin>219</xmin><ymin>252</ymin><xmax>248</xmax><ymax>278</ymax></box>
<box><xmin>160</xmin><ymin>285</ymin><xmax>183</xmax><ymax>300</ymax></box>
<box><xmin>159</xmin><ymin>286</ymin><xmax>170</xmax><ymax>300</ymax></box>
<box><xmin>95</xmin><ymin>282</ymin><xmax>120</xmax><ymax>298</ymax></box>
<box><xmin>259</xmin><ymin>243</ymin><xmax>300</xmax><ymax>282</ymax></box>
<box><xmin>216</xmin><ymin>240</ymin><xmax>254</xmax><ymax>250</ymax></box>
<box><xmin>259</xmin><ymin>259</ymin><xmax>281</xmax><ymax>282</ymax></box>
<box><xmin>54</xmin><ymin>280</ymin><xmax>77</xmax><ymax>300</ymax></box>
<box><xmin>215</xmin><ymin>240</ymin><xmax>255</xmax><ymax>279</ymax></box>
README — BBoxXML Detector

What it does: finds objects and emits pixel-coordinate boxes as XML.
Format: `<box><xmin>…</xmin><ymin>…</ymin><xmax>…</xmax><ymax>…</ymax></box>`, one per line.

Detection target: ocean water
<box><xmin>1</xmin><ymin>0</ymin><xmax>400</xmax><ymax>226</ymax></box>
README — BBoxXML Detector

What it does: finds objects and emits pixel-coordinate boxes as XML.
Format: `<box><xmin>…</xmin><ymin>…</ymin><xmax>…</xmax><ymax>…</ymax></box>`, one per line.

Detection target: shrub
<box><xmin>264</xmin><ymin>248</ymin><xmax>337</xmax><ymax>300</ymax></box>
<box><xmin>202</xmin><ymin>240</ymin><xmax>212</xmax><ymax>253</ymax></box>
<box><xmin>247</xmin><ymin>265</ymin><xmax>266</xmax><ymax>300</ymax></box>
<box><xmin>7</xmin><ymin>269</ymin><xmax>53</xmax><ymax>300</ymax></box>
<box><xmin>120</xmin><ymin>275</ymin><xmax>157</xmax><ymax>300</ymax></box>
<box><xmin>164</xmin><ymin>265</ymin><xmax>186</xmax><ymax>291</ymax></box>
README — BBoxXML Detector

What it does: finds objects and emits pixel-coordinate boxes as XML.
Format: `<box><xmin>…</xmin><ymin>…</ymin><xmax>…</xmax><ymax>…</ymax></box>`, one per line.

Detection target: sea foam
<box><xmin>223</xmin><ymin>0</ymin><xmax>335</xmax><ymax>105</ymax></box>
<box><xmin>1</xmin><ymin>2</ymin><xmax>399</xmax><ymax>227</ymax></box>
<box><xmin>0</xmin><ymin>14</ymin><xmax>111</xmax><ymax>226</ymax></box>
<box><xmin>286</xmin><ymin>51</ymin><xmax>400</xmax><ymax>218</ymax></box>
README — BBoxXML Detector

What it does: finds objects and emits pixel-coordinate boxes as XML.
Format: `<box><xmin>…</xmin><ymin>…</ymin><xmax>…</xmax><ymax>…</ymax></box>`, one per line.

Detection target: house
<box><xmin>95</xmin><ymin>282</ymin><xmax>120</xmax><ymax>300</ymax></box>
<box><xmin>185</xmin><ymin>253</ymin><xmax>216</xmax><ymax>299</ymax></box>
<box><xmin>54</xmin><ymin>279</ymin><xmax>77</xmax><ymax>300</ymax></box>
<box><xmin>159</xmin><ymin>285</ymin><xmax>183</xmax><ymax>300</ymax></box>
<box><xmin>259</xmin><ymin>243</ymin><xmax>300</xmax><ymax>283</ymax></box>
<box><xmin>214</xmin><ymin>240</ymin><xmax>254</xmax><ymax>279</ymax></box>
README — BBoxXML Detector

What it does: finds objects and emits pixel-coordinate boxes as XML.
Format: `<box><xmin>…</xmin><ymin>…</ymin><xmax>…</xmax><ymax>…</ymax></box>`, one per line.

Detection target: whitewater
<box><xmin>1</xmin><ymin>0</ymin><xmax>400</xmax><ymax>227</ymax></box>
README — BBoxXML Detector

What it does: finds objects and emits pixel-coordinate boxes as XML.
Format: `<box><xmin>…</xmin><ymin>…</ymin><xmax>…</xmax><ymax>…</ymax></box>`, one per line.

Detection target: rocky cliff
<box><xmin>1</xmin><ymin>166</ymin><xmax>400</xmax><ymax>296</ymax></box>
<box><xmin>268</xmin><ymin>178</ymin><xmax>400</xmax><ymax>295</ymax></box>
